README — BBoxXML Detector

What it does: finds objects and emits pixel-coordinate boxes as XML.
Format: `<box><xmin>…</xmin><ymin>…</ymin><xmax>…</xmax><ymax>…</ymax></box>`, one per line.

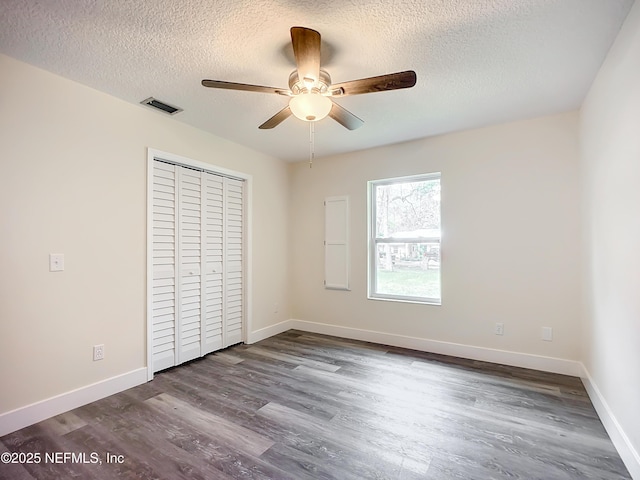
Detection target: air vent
<box><xmin>140</xmin><ymin>97</ymin><xmax>183</xmax><ymax>115</ymax></box>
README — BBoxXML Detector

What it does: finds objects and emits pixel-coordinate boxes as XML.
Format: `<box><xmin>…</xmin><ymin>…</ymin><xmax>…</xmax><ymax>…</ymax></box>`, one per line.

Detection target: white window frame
<box><xmin>368</xmin><ymin>173</ymin><xmax>441</xmax><ymax>305</ymax></box>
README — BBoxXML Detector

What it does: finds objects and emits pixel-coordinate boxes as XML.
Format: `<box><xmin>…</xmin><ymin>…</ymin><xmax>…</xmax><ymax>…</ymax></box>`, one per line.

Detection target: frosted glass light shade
<box><xmin>289</xmin><ymin>93</ymin><xmax>332</xmax><ymax>122</ymax></box>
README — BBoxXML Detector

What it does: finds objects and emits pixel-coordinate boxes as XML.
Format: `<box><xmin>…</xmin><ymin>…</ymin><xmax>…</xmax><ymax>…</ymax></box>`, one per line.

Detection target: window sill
<box><xmin>367</xmin><ymin>295</ymin><xmax>441</xmax><ymax>306</ymax></box>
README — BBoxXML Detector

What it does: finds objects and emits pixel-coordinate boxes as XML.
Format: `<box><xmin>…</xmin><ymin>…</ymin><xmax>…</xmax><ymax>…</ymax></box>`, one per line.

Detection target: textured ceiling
<box><xmin>0</xmin><ymin>0</ymin><xmax>634</xmax><ymax>162</ymax></box>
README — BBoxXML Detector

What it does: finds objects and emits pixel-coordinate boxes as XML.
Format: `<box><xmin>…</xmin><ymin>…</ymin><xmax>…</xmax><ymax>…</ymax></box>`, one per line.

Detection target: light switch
<box><xmin>49</xmin><ymin>253</ymin><xmax>64</xmax><ymax>272</ymax></box>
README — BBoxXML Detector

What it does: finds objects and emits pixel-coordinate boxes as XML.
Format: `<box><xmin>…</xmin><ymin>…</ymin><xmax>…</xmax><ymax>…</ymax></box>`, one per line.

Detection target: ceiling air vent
<box><xmin>140</xmin><ymin>97</ymin><xmax>183</xmax><ymax>115</ymax></box>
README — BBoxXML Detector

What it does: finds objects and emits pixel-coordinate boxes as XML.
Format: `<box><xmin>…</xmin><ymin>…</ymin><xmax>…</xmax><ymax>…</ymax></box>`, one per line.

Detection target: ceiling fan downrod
<box><xmin>309</xmin><ymin>122</ymin><xmax>315</xmax><ymax>168</ymax></box>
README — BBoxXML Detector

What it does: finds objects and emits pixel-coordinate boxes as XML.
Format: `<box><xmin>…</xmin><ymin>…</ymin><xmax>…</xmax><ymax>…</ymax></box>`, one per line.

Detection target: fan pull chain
<box><xmin>309</xmin><ymin>121</ymin><xmax>315</xmax><ymax>168</ymax></box>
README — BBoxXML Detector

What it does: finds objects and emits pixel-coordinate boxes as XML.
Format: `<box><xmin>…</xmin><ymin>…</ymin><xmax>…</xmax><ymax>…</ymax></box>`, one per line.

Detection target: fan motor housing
<box><xmin>289</xmin><ymin>69</ymin><xmax>331</xmax><ymax>95</ymax></box>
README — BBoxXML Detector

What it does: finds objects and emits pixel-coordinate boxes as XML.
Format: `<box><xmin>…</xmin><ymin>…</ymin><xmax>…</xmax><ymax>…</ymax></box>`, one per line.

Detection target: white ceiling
<box><xmin>0</xmin><ymin>0</ymin><xmax>634</xmax><ymax>162</ymax></box>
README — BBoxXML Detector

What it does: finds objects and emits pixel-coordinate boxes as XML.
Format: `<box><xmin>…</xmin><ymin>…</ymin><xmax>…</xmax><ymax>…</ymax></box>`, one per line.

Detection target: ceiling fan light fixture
<box><xmin>289</xmin><ymin>93</ymin><xmax>332</xmax><ymax>122</ymax></box>
<box><xmin>201</xmin><ymin>27</ymin><xmax>415</xmax><ymax>130</ymax></box>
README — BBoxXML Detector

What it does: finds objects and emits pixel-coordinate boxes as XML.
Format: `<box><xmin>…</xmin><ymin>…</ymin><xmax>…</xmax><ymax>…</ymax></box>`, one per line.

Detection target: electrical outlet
<box><xmin>49</xmin><ymin>253</ymin><xmax>65</xmax><ymax>272</ymax></box>
<box><xmin>542</xmin><ymin>327</ymin><xmax>553</xmax><ymax>341</ymax></box>
<box><xmin>93</xmin><ymin>344</ymin><xmax>104</xmax><ymax>361</ymax></box>
<box><xmin>495</xmin><ymin>323</ymin><xmax>504</xmax><ymax>335</ymax></box>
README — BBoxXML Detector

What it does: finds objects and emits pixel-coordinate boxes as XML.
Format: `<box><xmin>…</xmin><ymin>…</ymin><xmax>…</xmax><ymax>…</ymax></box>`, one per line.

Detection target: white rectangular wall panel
<box><xmin>325</xmin><ymin>196</ymin><xmax>350</xmax><ymax>290</ymax></box>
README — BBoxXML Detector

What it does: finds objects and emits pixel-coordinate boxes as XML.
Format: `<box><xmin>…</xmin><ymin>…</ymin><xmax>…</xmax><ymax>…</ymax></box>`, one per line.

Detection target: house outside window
<box><xmin>368</xmin><ymin>173</ymin><xmax>441</xmax><ymax>305</ymax></box>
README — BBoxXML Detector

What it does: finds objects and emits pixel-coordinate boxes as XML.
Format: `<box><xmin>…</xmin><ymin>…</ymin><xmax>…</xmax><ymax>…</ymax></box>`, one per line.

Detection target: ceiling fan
<box><xmin>202</xmin><ymin>26</ymin><xmax>417</xmax><ymax>130</ymax></box>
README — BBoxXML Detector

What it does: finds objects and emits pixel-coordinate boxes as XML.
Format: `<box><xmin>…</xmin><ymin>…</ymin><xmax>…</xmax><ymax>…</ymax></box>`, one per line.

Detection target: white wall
<box><xmin>290</xmin><ymin>112</ymin><xmax>582</xmax><ymax>365</ymax></box>
<box><xmin>0</xmin><ymin>54</ymin><xmax>290</xmax><ymax>415</ymax></box>
<box><xmin>580</xmin><ymin>0</ymin><xmax>640</xmax><ymax>475</ymax></box>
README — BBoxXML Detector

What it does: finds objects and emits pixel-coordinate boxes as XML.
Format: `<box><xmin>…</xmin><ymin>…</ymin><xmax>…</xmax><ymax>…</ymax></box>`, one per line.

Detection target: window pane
<box><xmin>375</xmin><ymin>242</ymin><xmax>440</xmax><ymax>300</ymax></box>
<box><xmin>375</xmin><ymin>179</ymin><xmax>440</xmax><ymax>239</ymax></box>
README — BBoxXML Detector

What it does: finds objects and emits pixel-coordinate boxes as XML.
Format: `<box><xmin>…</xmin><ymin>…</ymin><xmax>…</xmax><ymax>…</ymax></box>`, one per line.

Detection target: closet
<box><xmin>150</xmin><ymin>159</ymin><xmax>245</xmax><ymax>373</ymax></box>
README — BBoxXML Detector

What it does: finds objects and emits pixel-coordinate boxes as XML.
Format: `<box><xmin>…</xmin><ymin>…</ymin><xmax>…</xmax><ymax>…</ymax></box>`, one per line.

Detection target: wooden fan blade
<box><xmin>328</xmin><ymin>102</ymin><xmax>364</xmax><ymax>130</ymax></box>
<box><xmin>258</xmin><ymin>106</ymin><xmax>292</xmax><ymax>129</ymax></box>
<box><xmin>330</xmin><ymin>70</ymin><xmax>417</xmax><ymax>96</ymax></box>
<box><xmin>202</xmin><ymin>79</ymin><xmax>289</xmax><ymax>95</ymax></box>
<box><xmin>290</xmin><ymin>27</ymin><xmax>321</xmax><ymax>85</ymax></box>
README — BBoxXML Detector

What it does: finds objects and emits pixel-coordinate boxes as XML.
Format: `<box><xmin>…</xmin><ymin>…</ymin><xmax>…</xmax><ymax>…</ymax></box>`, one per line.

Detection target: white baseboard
<box><xmin>580</xmin><ymin>365</ymin><xmax>640</xmax><ymax>479</ymax></box>
<box><xmin>246</xmin><ymin>320</ymin><xmax>294</xmax><ymax>344</ymax></box>
<box><xmin>286</xmin><ymin>319</ymin><xmax>583</xmax><ymax>376</ymax></box>
<box><xmin>0</xmin><ymin>368</ymin><xmax>147</xmax><ymax>437</ymax></box>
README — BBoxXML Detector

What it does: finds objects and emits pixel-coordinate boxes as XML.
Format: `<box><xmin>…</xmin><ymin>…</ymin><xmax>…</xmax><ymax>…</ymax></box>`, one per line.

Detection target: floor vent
<box><xmin>140</xmin><ymin>97</ymin><xmax>183</xmax><ymax>115</ymax></box>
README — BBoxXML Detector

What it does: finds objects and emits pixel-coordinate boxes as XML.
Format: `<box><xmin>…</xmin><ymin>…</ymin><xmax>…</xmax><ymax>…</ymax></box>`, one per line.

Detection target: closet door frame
<box><xmin>146</xmin><ymin>148</ymin><xmax>252</xmax><ymax>381</ymax></box>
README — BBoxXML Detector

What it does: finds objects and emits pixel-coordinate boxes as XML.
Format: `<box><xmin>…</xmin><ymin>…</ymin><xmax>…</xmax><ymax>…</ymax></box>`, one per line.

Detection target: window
<box><xmin>368</xmin><ymin>173</ymin><xmax>441</xmax><ymax>304</ymax></box>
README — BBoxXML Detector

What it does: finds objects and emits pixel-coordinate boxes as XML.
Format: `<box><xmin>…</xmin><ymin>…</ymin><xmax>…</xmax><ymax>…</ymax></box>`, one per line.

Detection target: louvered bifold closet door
<box><xmin>224</xmin><ymin>178</ymin><xmax>244</xmax><ymax>346</ymax></box>
<box><xmin>151</xmin><ymin>162</ymin><xmax>177</xmax><ymax>372</ymax></box>
<box><xmin>201</xmin><ymin>173</ymin><xmax>224</xmax><ymax>354</ymax></box>
<box><xmin>177</xmin><ymin>168</ymin><xmax>203</xmax><ymax>364</ymax></box>
<box><xmin>151</xmin><ymin>159</ymin><xmax>245</xmax><ymax>373</ymax></box>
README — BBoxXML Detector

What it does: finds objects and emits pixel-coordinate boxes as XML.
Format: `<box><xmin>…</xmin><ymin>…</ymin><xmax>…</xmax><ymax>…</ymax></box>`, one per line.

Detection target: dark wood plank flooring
<box><xmin>0</xmin><ymin>330</ymin><xmax>631</xmax><ymax>479</ymax></box>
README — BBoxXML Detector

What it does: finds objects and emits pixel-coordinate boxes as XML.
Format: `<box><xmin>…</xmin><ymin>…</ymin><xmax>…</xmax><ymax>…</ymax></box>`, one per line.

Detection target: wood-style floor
<box><xmin>0</xmin><ymin>330</ymin><xmax>631</xmax><ymax>479</ymax></box>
